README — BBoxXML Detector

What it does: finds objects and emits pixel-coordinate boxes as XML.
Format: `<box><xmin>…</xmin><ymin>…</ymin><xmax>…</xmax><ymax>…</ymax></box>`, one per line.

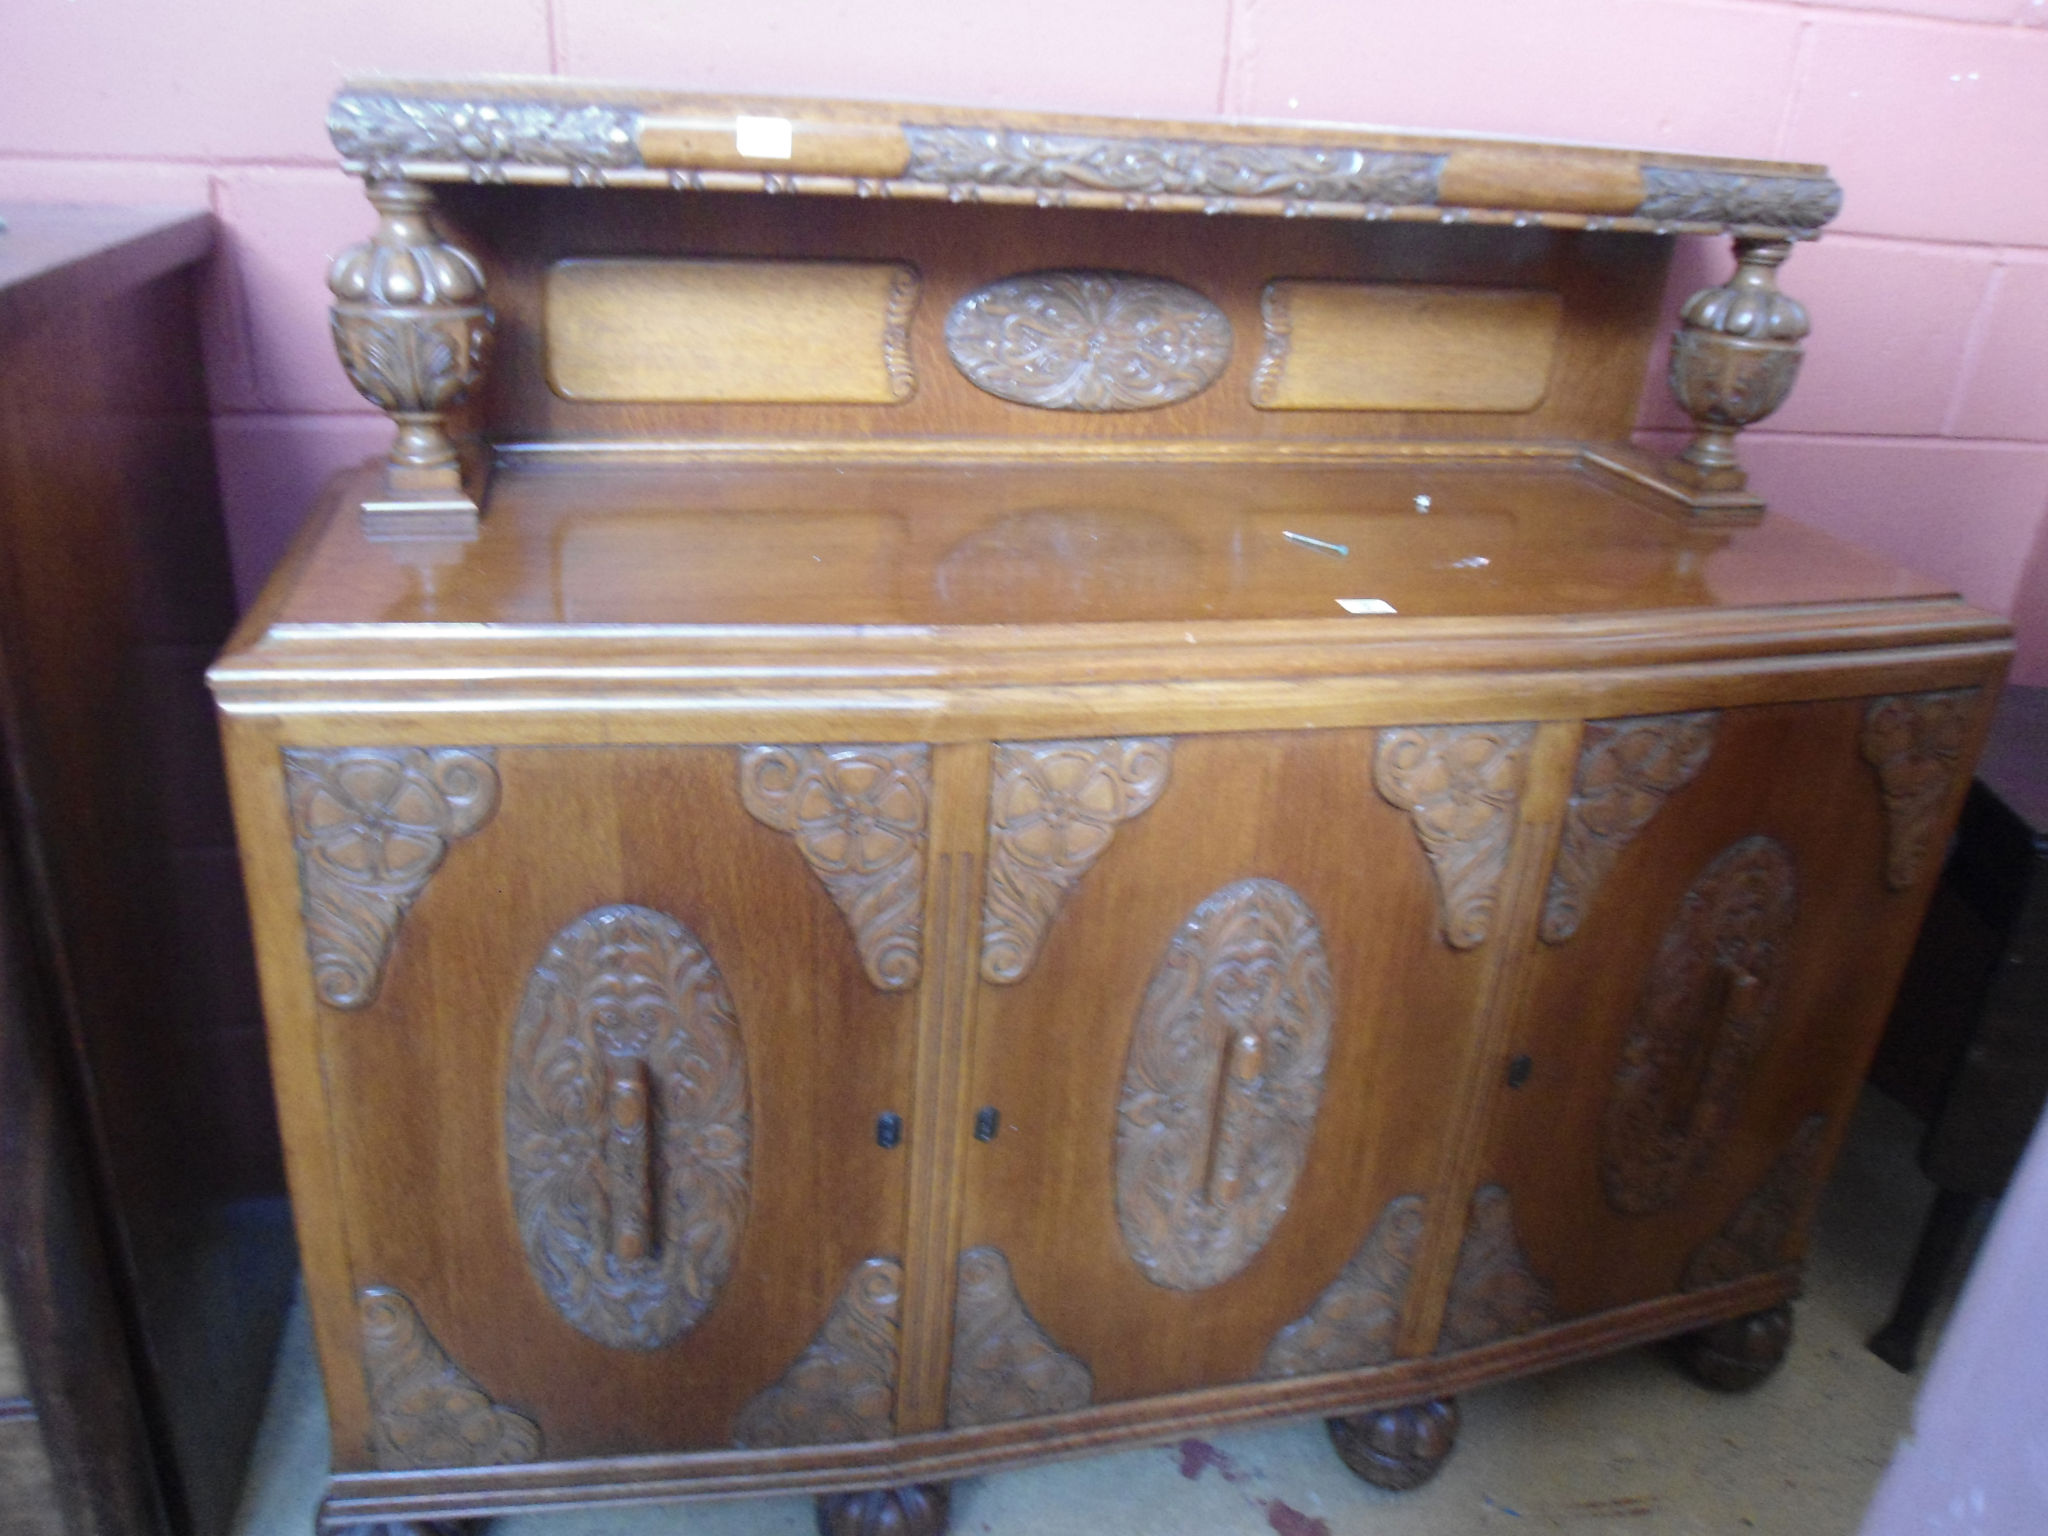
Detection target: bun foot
<box><xmin>1326</xmin><ymin>1397</ymin><xmax>1460</xmax><ymax>1491</ymax></box>
<box><xmin>816</xmin><ymin>1484</ymin><xmax>950</xmax><ymax>1536</ymax></box>
<box><xmin>1681</xmin><ymin>1303</ymin><xmax>1793</xmax><ymax>1392</ymax></box>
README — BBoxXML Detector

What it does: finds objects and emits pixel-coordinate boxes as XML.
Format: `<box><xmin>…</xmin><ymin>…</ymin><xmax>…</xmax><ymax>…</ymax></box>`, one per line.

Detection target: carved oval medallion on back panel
<box><xmin>1602</xmin><ymin>836</ymin><xmax>1797</xmax><ymax>1216</ymax></box>
<box><xmin>945</xmin><ymin>271</ymin><xmax>1232</xmax><ymax>411</ymax></box>
<box><xmin>1115</xmin><ymin>878</ymin><xmax>1335</xmax><ymax>1291</ymax></box>
<box><xmin>506</xmin><ymin>903</ymin><xmax>751</xmax><ymax>1350</ymax></box>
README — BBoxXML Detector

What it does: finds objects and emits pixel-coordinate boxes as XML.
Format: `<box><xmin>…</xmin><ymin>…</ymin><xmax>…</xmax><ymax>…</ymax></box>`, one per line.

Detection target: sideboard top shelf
<box><xmin>331</xmin><ymin>77</ymin><xmax>1843</xmax><ymax>239</ymax></box>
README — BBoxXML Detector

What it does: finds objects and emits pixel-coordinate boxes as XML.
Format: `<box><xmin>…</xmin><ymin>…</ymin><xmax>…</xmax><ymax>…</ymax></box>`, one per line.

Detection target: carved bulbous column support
<box><xmin>1667</xmin><ymin>237</ymin><xmax>1809</xmax><ymax>501</ymax></box>
<box><xmin>1327</xmin><ymin>1397</ymin><xmax>1461</xmax><ymax>1491</ymax></box>
<box><xmin>329</xmin><ymin>179</ymin><xmax>493</xmax><ymax>540</ymax></box>
<box><xmin>816</xmin><ymin>1484</ymin><xmax>951</xmax><ymax>1536</ymax></box>
<box><xmin>1679</xmin><ymin>1303</ymin><xmax>1794</xmax><ymax>1392</ymax></box>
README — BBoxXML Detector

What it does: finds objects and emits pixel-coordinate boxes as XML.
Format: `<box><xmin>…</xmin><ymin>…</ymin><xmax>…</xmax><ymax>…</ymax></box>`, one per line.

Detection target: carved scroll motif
<box><xmin>330</xmin><ymin>92</ymin><xmax>640</xmax><ymax>181</ymax></box>
<box><xmin>946</xmin><ymin>1247</ymin><xmax>1093</xmax><ymax>1427</ymax></box>
<box><xmin>732</xmin><ymin>1258</ymin><xmax>903</xmax><ymax>1448</ymax></box>
<box><xmin>1861</xmin><ymin>690</ymin><xmax>1979</xmax><ymax>890</ymax></box>
<box><xmin>1116</xmin><ymin>879</ymin><xmax>1336</xmax><ymax>1292</ymax></box>
<box><xmin>903</xmin><ymin>126</ymin><xmax>1444</xmax><ymax>207</ymax></box>
<box><xmin>283</xmin><ymin>747</ymin><xmax>499</xmax><ymax>1009</ymax></box>
<box><xmin>1374</xmin><ymin>724</ymin><xmax>1536</xmax><ymax>950</ymax></box>
<box><xmin>1683</xmin><ymin>1115</ymin><xmax>1829</xmax><ymax>1291</ymax></box>
<box><xmin>505</xmin><ymin>904</ymin><xmax>750</xmax><ymax>1351</ymax></box>
<box><xmin>1435</xmin><ymin>1185</ymin><xmax>1555</xmax><ymax>1354</ymax></box>
<box><xmin>1603</xmin><ymin>836</ymin><xmax>1798</xmax><ymax>1217</ymax></box>
<box><xmin>945</xmin><ymin>271</ymin><xmax>1232</xmax><ymax>411</ymax></box>
<box><xmin>1259</xmin><ymin>1195</ymin><xmax>1427</xmax><ymax>1379</ymax></box>
<box><xmin>738</xmin><ymin>745</ymin><xmax>932</xmax><ymax>990</ymax></box>
<box><xmin>1541</xmin><ymin>712</ymin><xmax>1719</xmax><ymax>944</ymax></box>
<box><xmin>359</xmin><ymin>1288</ymin><xmax>540</xmax><ymax>1470</ymax></box>
<box><xmin>981</xmin><ymin>738</ymin><xmax>1173</xmax><ymax>984</ymax></box>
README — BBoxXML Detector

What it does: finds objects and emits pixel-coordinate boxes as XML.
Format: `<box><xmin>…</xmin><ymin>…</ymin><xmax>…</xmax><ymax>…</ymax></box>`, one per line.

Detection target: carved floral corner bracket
<box><xmin>739</xmin><ymin>745</ymin><xmax>932</xmax><ymax>990</ymax></box>
<box><xmin>981</xmin><ymin>738</ymin><xmax>1173</xmax><ymax>984</ymax></box>
<box><xmin>1435</xmin><ymin>1184</ymin><xmax>1556</xmax><ymax>1355</ymax></box>
<box><xmin>284</xmin><ymin>747</ymin><xmax>500</xmax><ymax>1010</ymax></box>
<box><xmin>1374</xmin><ymin>723</ymin><xmax>1536</xmax><ymax>950</ymax></box>
<box><xmin>1259</xmin><ymin>1194</ymin><xmax>1427</xmax><ymax>1379</ymax></box>
<box><xmin>360</xmin><ymin>1288</ymin><xmax>540</xmax><ymax>1470</ymax></box>
<box><xmin>732</xmin><ymin>1257</ymin><xmax>903</xmax><ymax>1448</ymax></box>
<box><xmin>1541</xmin><ymin>711</ymin><xmax>1719</xmax><ymax>944</ymax></box>
<box><xmin>947</xmin><ymin>1247</ymin><xmax>1093</xmax><ymax>1427</ymax></box>
<box><xmin>1683</xmin><ymin>1115</ymin><xmax>1829</xmax><ymax>1292</ymax></box>
<box><xmin>1861</xmin><ymin>689</ymin><xmax>1980</xmax><ymax>890</ymax></box>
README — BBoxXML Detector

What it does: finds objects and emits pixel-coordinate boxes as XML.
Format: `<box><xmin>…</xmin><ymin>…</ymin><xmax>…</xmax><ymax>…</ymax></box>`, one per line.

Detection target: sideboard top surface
<box><xmin>247</xmin><ymin>454</ymin><xmax>1953</xmax><ymax>634</ymax></box>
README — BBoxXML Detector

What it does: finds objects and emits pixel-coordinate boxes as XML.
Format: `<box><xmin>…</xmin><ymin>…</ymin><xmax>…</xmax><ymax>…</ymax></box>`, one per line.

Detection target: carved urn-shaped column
<box><xmin>1667</xmin><ymin>236</ymin><xmax>1808</xmax><ymax>498</ymax></box>
<box><xmin>329</xmin><ymin>180</ymin><xmax>493</xmax><ymax>539</ymax></box>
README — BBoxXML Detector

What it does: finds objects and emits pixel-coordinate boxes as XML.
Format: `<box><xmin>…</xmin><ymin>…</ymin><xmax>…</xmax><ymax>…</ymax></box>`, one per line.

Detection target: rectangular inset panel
<box><xmin>545</xmin><ymin>258</ymin><xmax>918</xmax><ymax>403</ymax></box>
<box><xmin>1252</xmin><ymin>282</ymin><xmax>1562</xmax><ymax>412</ymax></box>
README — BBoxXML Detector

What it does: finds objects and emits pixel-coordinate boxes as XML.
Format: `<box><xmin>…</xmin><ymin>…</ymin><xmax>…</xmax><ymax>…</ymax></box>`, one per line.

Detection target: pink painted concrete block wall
<box><xmin>4</xmin><ymin>0</ymin><xmax>2047</xmax><ymax>680</ymax></box>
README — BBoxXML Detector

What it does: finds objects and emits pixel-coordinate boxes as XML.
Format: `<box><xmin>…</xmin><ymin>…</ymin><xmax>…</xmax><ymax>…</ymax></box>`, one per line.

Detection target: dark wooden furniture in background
<box><xmin>0</xmin><ymin>206</ymin><xmax>295</xmax><ymax>1536</ymax></box>
<box><xmin>1868</xmin><ymin>684</ymin><xmax>2048</xmax><ymax>1371</ymax></box>
<box><xmin>212</xmin><ymin>83</ymin><xmax>2011</xmax><ymax>1536</ymax></box>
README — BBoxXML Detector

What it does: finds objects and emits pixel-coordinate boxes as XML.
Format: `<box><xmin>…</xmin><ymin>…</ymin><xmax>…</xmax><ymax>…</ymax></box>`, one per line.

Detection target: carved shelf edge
<box><xmin>284</xmin><ymin>747</ymin><xmax>500</xmax><ymax>1010</ymax></box>
<box><xmin>947</xmin><ymin>1247</ymin><xmax>1093</xmax><ymax>1427</ymax></box>
<box><xmin>1374</xmin><ymin>723</ymin><xmax>1536</xmax><ymax>951</ymax></box>
<box><xmin>327</xmin><ymin>87</ymin><xmax>1842</xmax><ymax>238</ymax></box>
<box><xmin>360</xmin><ymin>1288</ymin><xmax>540</xmax><ymax>1470</ymax></box>
<box><xmin>981</xmin><ymin>737</ymin><xmax>1172</xmax><ymax>984</ymax></box>
<box><xmin>1436</xmin><ymin>1184</ymin><xmax>1555</xmax><ymax>1355</ymax></box>
<box><xmin>738</xmin><ymin>745</ymin><xmax>932</xmax><ymax>990</ymax></box>
<box><xmin>1260</xmin><ymin>1194</ymin><xmax>1427</xmax><ymax>1379</ymax></box>
<box><xmin>1542</xmin><ymin>711</ymin><xmax>1719</xmax><ymax>944</ymax></box>
<box><xmin>732</xmin><ymin>1257</ymin><xmax>903</xmax><ymax>1448</ymax></box>
<box><xmin>1861</xmin><ymin>689</ymin><xmax>1980</xmax><ymax>890</ymax></box>
<box><xmin>1683</xmin><ymin>1115</ymin><xmax>1829</xmax><ymax>1291</ymax></box>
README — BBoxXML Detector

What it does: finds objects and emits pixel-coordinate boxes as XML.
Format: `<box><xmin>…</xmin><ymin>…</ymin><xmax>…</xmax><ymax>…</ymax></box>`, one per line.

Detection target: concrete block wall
<box><xmin>4</xmin><ymin>0</ymin><xmax>2046</xmax><ymax>678</ymax></box>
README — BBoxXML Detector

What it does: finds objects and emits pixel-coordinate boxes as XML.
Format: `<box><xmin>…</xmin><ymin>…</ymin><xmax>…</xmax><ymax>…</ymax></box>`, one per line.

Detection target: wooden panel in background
<box><xmin>546</xmin><ymin>258</ymin><xmax>919</xmax><ymax>404</ymax></box>
<box><xmin>1253</xmin><ymin>283</ymin><xmax>1562</xmax><ymax>413</ymax></box>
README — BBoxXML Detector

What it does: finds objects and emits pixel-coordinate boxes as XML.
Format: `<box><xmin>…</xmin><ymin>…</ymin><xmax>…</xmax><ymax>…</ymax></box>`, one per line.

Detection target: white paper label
<box><xmin>734</xmin><ymin>115</ymin><xmax>794</xmax><ymax>160</ymax></box>
<box><xmin>1336</xmin><ymin>597</ymin><xmax>1398</xmax><ymax>614</ymax></box>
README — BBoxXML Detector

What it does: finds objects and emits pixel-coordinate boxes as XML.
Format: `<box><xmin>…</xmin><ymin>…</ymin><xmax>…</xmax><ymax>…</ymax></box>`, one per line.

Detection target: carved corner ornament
<box><xmin>945</xmin><ymin>271</ymin><xmax>1231</xmax><ymax>411</ymax></box>
<box><xmin>1683</xmin><ymin>1115</ymin><xmax>1829</xmax><ymax>1292</ymax></box>
<box><xmin>981</xmin><ymin>738</ymin><xmax>1173</xmax><ymax>984</ymax></box>
<box><xmin>1116</xmin><ymin>879</ymin><xmax>1335</xmax><ymax>1292</ymax></box>
<box><xmin>1861</xmin><ymin>690</ymin><xmax>1979</xmax><ymax>890</ymax></box>
<box><xmin>1666</xmin><ymin>237</ymin><xmax>1808</xmax><ymax>498</ymax></box>
<box><xmin>283</xmin><ymin>747</ymin><xmax>500</xmax><ymax>1010</ymax></box>
<box><xmin>732</xmin><ymin>1257</ymin><xmax>903</xmax><ymax>1448</ymax></box>
<box><xmin>1374</xmin><ymin>723</ymin><xmax>1536</xmax><ymax>950</ymax></box>
<box><xmin>946</xmin><ymin>1247</ymin><xmax>1093</xmax><ymax>1428</ymax></box>
<box><xmin>506</xmin><ymin>904</ymin><xmax>750</xmax><ymax>1351</ymax></box>
<box><xmin>1541</xmin><ymin>711</ymin><xmax>1719</xmax><ymax>944</ymax></box>
<box><xmin>738</xmin><ymin>745</ymin><xmax>932</xmax><ymax>990</ymax></box>
<box><xmin>329</xmin><ymin>179</ymin><xmax>494</xmax><ymax>540</ymax></box>
<box><xmin>1435</xmin><ymin>1184</ymin><xmax>1555</xmax><ymax>1355</ymax></box>
<box><xmin>1602</xmin><ymin>835</ymin><xmax>1798</xmax><ymax>1216</ymax></box>
<box><xmin>1259</xmin><ymin>1194</ymin><xmax>1427</xmax><ymax>1379</ymax></box>
<box><xmin>360</xmin><ymin>1288</ymin><xmax>540</xmax><ymax>1470</ymax></box>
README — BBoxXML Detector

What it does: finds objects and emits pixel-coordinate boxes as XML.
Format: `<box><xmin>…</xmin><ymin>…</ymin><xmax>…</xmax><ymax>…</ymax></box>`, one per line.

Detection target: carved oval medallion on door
<box><xmin>1115</xmin><ymin>877</ymin><xmax>1335</xmax><ymax>1290</ymax></box>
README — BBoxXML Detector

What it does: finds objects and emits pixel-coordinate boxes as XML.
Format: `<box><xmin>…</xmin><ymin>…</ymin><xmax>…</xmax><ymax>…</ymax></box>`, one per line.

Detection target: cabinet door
<box><xmin>1459</xmin><ymin>693</ymin><xmax>1978</xmax><ymax>1346</ymax></box>
<box><xmin>296</xmin><ymin>744</ymin><xmax>922</xmax><ymax>1464</ymax></box>
<box><xmin>948</xmin><ymin>726</ymin><xmax>1538</xmax><ymax>1418</ymax></box>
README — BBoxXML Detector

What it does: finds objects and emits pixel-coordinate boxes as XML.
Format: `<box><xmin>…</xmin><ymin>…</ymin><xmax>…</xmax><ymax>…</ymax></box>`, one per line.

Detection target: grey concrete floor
<box><xmin>231</xmin><ymin>1089</ymin><xmax>1957</xmax><ymax>1536</ymax></box>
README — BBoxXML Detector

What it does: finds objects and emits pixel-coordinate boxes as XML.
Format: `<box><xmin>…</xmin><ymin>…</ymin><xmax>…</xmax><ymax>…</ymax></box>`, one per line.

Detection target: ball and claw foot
<box><xmin>1680</xmin><ymin>1303</ymin><xmax>1794</xmax><ymax>1392</ymax></box>
<box><xmin>1326</xmin><ymin>1397</ymin><xmax>1461</xmax><ymax>1491</ymax></box>
<box><xmin>816</xmin><ymin>1483</ymin><xmax>950</xmax><ymax>1536</ymax></box>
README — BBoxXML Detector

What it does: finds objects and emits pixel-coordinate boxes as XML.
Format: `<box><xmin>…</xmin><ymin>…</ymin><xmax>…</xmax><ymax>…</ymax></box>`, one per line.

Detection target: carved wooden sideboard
<box><xmin>212</xmin><ymin>80</ymin><xmax>2013</xmax><ymax>1535</ymax></box>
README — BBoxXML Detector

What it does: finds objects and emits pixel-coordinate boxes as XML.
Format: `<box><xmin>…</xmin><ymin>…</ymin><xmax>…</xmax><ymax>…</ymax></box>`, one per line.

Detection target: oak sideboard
<box><xmin>211</xmin><ymin>79</ymin><xmax>2012</xmax><ymax>1536</ymax></box>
